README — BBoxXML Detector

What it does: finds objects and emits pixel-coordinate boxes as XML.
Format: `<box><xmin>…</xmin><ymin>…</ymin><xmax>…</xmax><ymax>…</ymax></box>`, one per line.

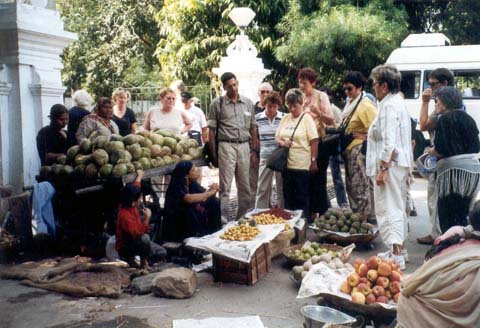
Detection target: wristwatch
<box><xmin>311</xmin><ymin>157</ymin><xmax>317</xmax><ymax>162</ymax></box>
<box><xmin>379</xmin><ymin>164</ymin><xmax>389</xmax><ymax>171</ymax></box>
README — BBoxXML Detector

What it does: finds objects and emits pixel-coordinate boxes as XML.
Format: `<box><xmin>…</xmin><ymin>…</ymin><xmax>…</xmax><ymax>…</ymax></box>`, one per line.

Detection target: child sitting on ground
<box><xmin>116</xmin><ymin>170</ymin><xmax>152</xmax><ymax>268</ymax></box>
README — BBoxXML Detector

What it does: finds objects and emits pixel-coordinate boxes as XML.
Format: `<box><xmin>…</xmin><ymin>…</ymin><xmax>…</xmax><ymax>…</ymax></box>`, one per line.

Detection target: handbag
<box><xmin>267</xmin><ymin>113</ymin><xmax>305</xmax><ymax>172</ymax></box>
<box><xmin>319</xmin><ymin>94</ymin><xmax>364</xmax><ymax>157</ymax></box>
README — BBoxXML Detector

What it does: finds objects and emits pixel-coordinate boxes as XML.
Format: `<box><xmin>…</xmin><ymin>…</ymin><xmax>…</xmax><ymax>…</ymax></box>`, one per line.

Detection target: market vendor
<box><xmin>162</xmin><ymin>161</ymin><xmax>221</xmax><ymax>242</ymax></box>
<box><xmin>116</xmin><ymin>170</ymin><xmax>151</xmax><ymax>269</ymax></box>
<box><xmin>36</xmin><ymin>104</ymin><xmax>70</xmax><ymax>166</ymax></box>
<box><xmin>396</xmin><ymin>201</ymin><xmax>480</xmax><ymax>328</ymax></box>
<box><xmin>76</xmin><ymin>97</ymin><xmax>119</xmax><ymax>143</ymax></box>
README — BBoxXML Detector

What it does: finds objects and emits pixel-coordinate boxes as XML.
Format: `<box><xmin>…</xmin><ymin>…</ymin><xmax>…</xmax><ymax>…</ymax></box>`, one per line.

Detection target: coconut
<box><xmin>57</xmin><ymin>155</ymin><xmax>67</xmax><ymax>164</ymax></box>
<box><xmin>105</xmin><ymin>141</ymin><xmax>125</xmax><ymax>154</ymax></box>
<box><xmin>92</xmin><ymin>149</ymin><xmax>109</xmax><ymax>166</ymax></box>
<box><xmin>181</xmin><ymin>154</ymin><xmax>193</xmax><ymax>161</ymax></box>
<box><xmin>88</xmin><ymin>130</ymin><xmax>102</xmax><ymax>140</ymax></box>
<box><xmin>122</xmin><ymin>134</ymin><xmax>140</xmax><ymax>145</ymax></box>
<box><xmin>112</xmin><ymin>163</ymin><xmax>128</xmax><ymax>177</ymax></box>
<box><xmin>110</xmin><ymin>149</ymin><xmax>132</xmax><ymax>164</ymax></box>
<box><xmin>73</xmin><ymin>164</ymin><xmax>85</xmax><ymax>177</ymax></box>
<box><xmin>162</xmin><ymin>137</ymin><xmax>177</xmax><ymax>149</ymax></box>
<box><xmin>137</xmin><ymin>130</ymin><xmax>151</xmax><ymax>138</ymax></box>
<box><xmin>149</xmin><ymin>133</ymin><xmax>164</xmax><ymax>146</ymax></box>
<box><xmin>156</xmin><ymin>158</ymin><xmax>166</xmax><ymax>167</ymax></box>
<box><xmin>79</xmin><ymin>138</ymin><xmax>92</xmax><ymax>154</ymax></box>
<box><xmin>150</xmin><ymin>158</ymin><xmax>159</xmax><ymax>168</ymax></box>
<box><xmin>127</xmin><ymin>144</ymin><xmax>142</xmax><ymax>160</ymax></box>
<box><xmin>99</xmin><ymin>164</ymin><xmax>113</xmax><ymax>177</ymax></box>
<box><xmin>110</xmin><ymin>134</ymin><xmax>123</xmax><ymax>142</ymax></box>
<box><xmin>92</xmin><ymin>135</ymin><xmax>109</xmax><ymax>149</ymax></box>
<box><xmin>132</xmin><ymin>161</ymin><xmax>143</xmax><ymax>170</ymax></box>
<box><xmin>161</xmin><ymin>146</ymin><xmax>172</xmax><ymax>156</ymax></box>
<box><xmin>60</xmin><ymin>165</ymin><xmax>73</xmax><ymax>177</ymax></box>
<box><xmin>139</xmin><ymin>137</ymin><xmax>153</xmax><ymax>148</ymax></box>
<box><xmin>155</xmin><ymin>129</ymin><xmax>175</xmax><ymax>138</ymax></box>
<box><xmin>125</xmin><ymin>162</ymin><xmax>135</xmax><ymax>173</ymax></box>
<box><xmin>39</xmin><ymin>166</ymin><xmax>52</xmax><ymax>179</ymax></box>
<box><xmin>163</xmin><ymin>155</ymin><xmax>173</xmax><ymax>165</ymax></box>
<box><xmin>85</xmin><ymin>163</ymin><xmax>98</xmax><ymax>178</ymax></box>
<box><xmin>138</xmin><ymin>157</ymin><xmax>151</xmax><ymax>170</ymax></box>
<box><xmin>66</xmin><ymin>145</ymin><xmax>80</xmax><ymax>163</ymax></box>
<box><xmin>141</xmin><ymin>147</ymin><xmax>151</xmax><ymax>158</ymax></box>
<box><xmin>150</xmin><ymin>144</ymin><xmax>162</xmax><ymax>158</ymax></box>
<box><xmin>74</xmin><ymin>154</ymin><xmax>92</xmax><ymax>166</ymax></box>
<box><xmin>188</xmin><ymin>147</ymin><xmax>202</xmax><ymax>159</ymax></box>
<box><xmin>187</xmin><ymin>138</ymin><xmax>199</xmax><ymax>148</ymax></box>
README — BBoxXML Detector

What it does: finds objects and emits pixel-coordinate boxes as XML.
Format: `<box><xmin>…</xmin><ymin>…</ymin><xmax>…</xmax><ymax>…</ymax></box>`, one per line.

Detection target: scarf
<box><xmin>436</xmin><ymin>153</ymin><xmax>480</xmax><ymax>199</ymax></box>
<box><xmin>88</xmin><ymin>113</ymin><xmax>116</xmax><ymax>134</ymax></box>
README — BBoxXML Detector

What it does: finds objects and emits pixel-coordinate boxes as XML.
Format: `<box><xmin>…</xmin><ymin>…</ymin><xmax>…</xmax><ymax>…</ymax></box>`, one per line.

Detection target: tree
<box><xmin>57</xmin><ymin>0</ymin><xmax>162</xmax><ymax>97</ymax></box>
<box><xmin>153</xmin><ymin>0</ymin><xmax>289</xmax><ymax>88</ymax></box>
<box><xmin>275</xmin><ymin>0</ymin><xmax>408</xmax><ymax>90</ymax></box>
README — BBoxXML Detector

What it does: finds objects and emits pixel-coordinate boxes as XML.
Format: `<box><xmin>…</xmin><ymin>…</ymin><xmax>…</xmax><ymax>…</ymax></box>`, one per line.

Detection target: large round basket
<box><xmin>317</xmin><ymin>293</ymin><xmax>397</xmax><ymax>327</ymax></box>
<box><xmin>316</xmin><ymin>229</ymin><xmax>379</xmax><ymax>247</ymax></box>
<box><xmin>282</xmin><ymin>243</ymin><xmax>350</xmax><ymax>267</ymax></box>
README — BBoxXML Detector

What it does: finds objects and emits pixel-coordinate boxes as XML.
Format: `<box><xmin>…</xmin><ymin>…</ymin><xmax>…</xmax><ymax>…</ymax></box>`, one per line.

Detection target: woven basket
<box><xmin>283</xmin><ymin>243</ymin><xmax>350</xmax><ymax>266</ymax></box>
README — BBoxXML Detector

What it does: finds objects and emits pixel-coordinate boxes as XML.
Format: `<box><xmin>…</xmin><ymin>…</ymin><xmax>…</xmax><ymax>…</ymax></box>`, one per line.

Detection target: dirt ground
<box><xmin>0</xmin><ymin>178</ymin><xmax>432</xmax><ymax>328</ymax></box>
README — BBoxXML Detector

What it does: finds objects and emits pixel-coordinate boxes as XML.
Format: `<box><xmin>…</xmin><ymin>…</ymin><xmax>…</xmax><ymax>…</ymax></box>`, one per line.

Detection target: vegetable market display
<box><xmin>220</xmin><ymin>225</ymin><xmax>261</xmax><ymax>241</ymax></box>
<box><xmin>314</xmin><ymin>208</ymin><xmax>374</xmax><ymax>234</ymax></box>
<box><xmin>38</xmin><ymin>129</ymin><xmax>204</xmax><ymax>179</ymax></box>
<box><xmin>340</xmin><ymin>256</ymin><xmax>403</xmax><ymax>305</ymax></box>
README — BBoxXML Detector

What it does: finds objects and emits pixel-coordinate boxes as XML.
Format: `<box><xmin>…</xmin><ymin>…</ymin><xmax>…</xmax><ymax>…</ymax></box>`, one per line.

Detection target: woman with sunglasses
<box><xmin>143</xmin><ymin>87</ymin><xmax>192</xmax><ymax>134</ymax></box>
<box><xmin>341</xmin><ymin>71</ymin><xmax>378</xmax><ymax>222</ymax></box>
<box><xmin>429</xmin><ymin>86</ymin><xmax>480</xmax><ymax>233</ymax></box>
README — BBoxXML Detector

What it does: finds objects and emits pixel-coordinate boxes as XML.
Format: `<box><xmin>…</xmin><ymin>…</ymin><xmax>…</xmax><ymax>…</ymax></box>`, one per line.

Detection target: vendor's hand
<box><xmin>142</xmin><ymin>207</ymin><xmax>151</xmax><ymax>222</ymax></box>
<box><xmin>434</xmin><ymin>226</ymin><xmax>465</xmax><ymax>245</ymax></box>
<box><xmin>376</xmin><ymin>170</ymin><xmax>388</xmax><ymax>186</ymax></box>
<box><xmin>136</xmin><ymin>170</ymin><xmax>144</xmax><ymax>181</ymax></box>
<box><xmin>353</xmin><ymin>133</ymin><xmax>367</xmax><ymax>141</ymax></box>
<box><xmin>310</xmin><ymin>160</ymin><xmax>319</xmax><ymax>174</ymax></box>
<box><xmin>208</xmin><ymin>183</ymin><xmax>220</xmax><ymax>192</ymax></box>
<box><xmin>422</xmin><ymin>88</ymin><xmax>433</xmax><ymax>103</ymax></box>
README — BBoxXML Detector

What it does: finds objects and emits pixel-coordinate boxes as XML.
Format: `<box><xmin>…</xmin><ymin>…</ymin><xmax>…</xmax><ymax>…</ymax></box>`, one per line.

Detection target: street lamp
<box><xmin>228</xmin><ymin>7</ymin><xmax>255</xmax><ymax>34</ymax></box>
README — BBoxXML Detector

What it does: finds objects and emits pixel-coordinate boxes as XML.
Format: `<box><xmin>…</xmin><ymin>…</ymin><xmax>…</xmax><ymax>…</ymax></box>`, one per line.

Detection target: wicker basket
<box><xmin>282</xmin><ymin>243</ymin><xmax>351</xmax><ymax>266</ymax></box>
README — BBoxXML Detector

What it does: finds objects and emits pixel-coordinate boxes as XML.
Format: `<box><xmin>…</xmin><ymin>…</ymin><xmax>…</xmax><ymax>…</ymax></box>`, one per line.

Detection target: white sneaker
<box><xmin>393</xmin><ymin>254</ymin><xmax>406</xmax><ymax>270</ymax></box>
<box><xmin>401</xmin><ymin>249</ymin><xmax>409</xmax><ymax>263</ymax></box>
<box><xmin>377</xmin><ymin>250</ymin><xmax>392</xmax><ymax>260</ymax></box>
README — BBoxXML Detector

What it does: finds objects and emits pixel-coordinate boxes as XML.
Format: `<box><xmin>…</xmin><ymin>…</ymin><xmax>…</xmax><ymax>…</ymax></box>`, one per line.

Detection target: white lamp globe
<box><xmin>228</xmin><ymin>7</ymin><xmax>256</xmax><ymax>29</ymax></box>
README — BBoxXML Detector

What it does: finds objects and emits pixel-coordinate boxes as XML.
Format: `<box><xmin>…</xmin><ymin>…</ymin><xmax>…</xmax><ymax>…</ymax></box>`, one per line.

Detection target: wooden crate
<box><xmin>212</xmin><ymin>243</ymin><xmax>271</xmax><ymax>285</ymax></box>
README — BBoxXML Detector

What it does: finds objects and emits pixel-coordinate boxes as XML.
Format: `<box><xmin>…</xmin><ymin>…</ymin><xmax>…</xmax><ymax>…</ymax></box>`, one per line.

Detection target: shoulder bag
<box><xmin>266</xmin><ymin>113</ymin><xmax>305</xmax><ymax>172</ymax></box>
<box><xmin>319</xmin><ymin>94</ymin><xmax>364</xmax><ymax>157</ymax></box>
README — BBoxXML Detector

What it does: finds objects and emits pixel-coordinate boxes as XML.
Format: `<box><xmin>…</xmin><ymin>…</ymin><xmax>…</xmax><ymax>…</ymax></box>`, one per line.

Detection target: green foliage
<box><xmin>275</xmin><ymin>2</ymin><xmax>408</xmax><ymax>88</ymax></box>
<box><xmin>153</xmin><ymin>0</ymin><xmax>289</xmax><ymax>87</ymax></box>
<box><xmin>57</xmin><ymin>0</ymin><xmax>162</xmax><ymax>97</ymax></box>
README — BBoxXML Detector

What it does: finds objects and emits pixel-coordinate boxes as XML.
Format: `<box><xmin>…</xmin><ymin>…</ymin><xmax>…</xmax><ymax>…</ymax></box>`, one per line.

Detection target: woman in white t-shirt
<box><xmin>143</xmin><ymin>87</ymin><xmax>192</xmax><ymax>134</ymax></box>
<box><xmin>181</xmin><ymin>92</ymin><xmax>207</xmax><ymax>145</ymax></box>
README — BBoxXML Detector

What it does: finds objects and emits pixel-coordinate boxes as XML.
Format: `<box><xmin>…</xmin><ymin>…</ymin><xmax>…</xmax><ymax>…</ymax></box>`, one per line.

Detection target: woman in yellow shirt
<box><xmin>276</xmin><ymin>89</ymin><xmax>319</xmax><ymax>219</ymax></box>
<box><xmin>342</xmin><ymin>71</ymin><xmax>378</xmax><ymax>222</ymax></box>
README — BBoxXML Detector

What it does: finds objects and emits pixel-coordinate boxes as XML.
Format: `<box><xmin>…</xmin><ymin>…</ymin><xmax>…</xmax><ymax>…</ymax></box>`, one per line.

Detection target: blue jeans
<box><xmin>329</xmin><ymin>155</ymin><xmax>348</xmax><ymax>207</ymax></box>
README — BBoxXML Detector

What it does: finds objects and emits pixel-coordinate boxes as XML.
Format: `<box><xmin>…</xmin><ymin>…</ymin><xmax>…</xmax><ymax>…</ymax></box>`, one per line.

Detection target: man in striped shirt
<box><xmin>254</xmin><ymin>91</ymin><xmax>285</xmax><ymax>208</ymax></box>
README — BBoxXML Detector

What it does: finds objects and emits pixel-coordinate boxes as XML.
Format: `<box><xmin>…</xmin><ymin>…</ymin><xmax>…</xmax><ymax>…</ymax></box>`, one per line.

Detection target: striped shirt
<box><xmin>256</xmin><ymin>111</ymin><xmax>284</xmax><ymax>159</ymax></box>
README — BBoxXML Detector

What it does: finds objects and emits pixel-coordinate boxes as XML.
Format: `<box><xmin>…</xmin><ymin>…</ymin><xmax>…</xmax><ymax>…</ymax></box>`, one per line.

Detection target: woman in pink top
<box><xmin>143</xmin><ymin>87</ymin><xmax>192</xmax><ymax>134</ymax></box>
<box><xmin>298</xmin><ymin>68</ymin><xmax>335</xmax><ymax>221</ymax></box>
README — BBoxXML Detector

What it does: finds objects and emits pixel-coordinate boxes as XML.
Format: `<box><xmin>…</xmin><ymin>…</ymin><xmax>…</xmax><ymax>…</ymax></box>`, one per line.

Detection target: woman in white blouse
<box><xmin>367</xmin><ymin>64</ymin><xmax>413</xmax><ymax>270</ymax></box>
<box><xmin>143</xmin><ymin>87</ymin><xmax>192</xmax><ymax>134</ymax></box>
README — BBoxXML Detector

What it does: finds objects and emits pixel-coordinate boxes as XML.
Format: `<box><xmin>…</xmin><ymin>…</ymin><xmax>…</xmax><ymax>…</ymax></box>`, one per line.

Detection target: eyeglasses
<box><xmin>164</xmin><ymin>97</ymin><xmax>176</xmax><ymax>101</ymax></box>
<box><xmin>429</xmin><ymin>81</ymin><xmax>440</xmax><ymax>88</ymax></box>
<box><xmin>260</xmin><ymin>90</ymin><xmax>270</xmax><ymax>94</ymax></box>
<box><xmin>343</xmin><ymin>86</ymin><xmax>353</xmax><ymax>92</ymax></box>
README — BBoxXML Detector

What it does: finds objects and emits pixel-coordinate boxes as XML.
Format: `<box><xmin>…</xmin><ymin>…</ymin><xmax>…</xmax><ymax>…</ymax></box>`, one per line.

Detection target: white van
<box><xmin>386</xmin><ymin>33</ymin><xmax>480</xmax><ymax>155</ymax></box>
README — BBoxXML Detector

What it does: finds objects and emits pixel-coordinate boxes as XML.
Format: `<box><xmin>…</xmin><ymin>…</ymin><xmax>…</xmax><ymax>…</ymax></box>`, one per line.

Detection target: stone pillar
<box><xmin>0</xmin><ymin>1</ymin><xmax>77</xmax><ymax>191</ymax></box>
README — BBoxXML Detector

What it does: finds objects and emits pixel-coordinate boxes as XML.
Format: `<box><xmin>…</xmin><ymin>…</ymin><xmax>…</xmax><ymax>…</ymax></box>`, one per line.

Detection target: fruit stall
<box><xmin>35</xmin><ymin>129</ymin><xmax>207</xmax><ymax>253</ymax></box>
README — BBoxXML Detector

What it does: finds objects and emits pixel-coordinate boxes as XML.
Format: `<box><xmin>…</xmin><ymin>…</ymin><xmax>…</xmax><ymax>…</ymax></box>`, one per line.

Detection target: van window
<box><xmin>454</xmin><ymin>70</ymin><xmax>480</xmax><ymax>99</ymax></box>
<box><xmin>400</xmin><ymin>71</ymin><xmax>421</xmax><ymax>99</ymax></box>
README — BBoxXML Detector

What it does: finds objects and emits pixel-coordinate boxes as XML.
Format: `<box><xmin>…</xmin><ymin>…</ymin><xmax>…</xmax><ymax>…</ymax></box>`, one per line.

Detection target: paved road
<box><xmin>0</xmin><ymin>177</ymin><xmax>433</xmax><ymax>328</ymax></box>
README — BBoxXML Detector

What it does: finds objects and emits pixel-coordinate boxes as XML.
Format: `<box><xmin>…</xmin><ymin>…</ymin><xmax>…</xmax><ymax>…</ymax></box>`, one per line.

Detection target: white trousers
<box><xmin>255</xmin><ymin>157</ymin><xmax>284</xmax><ymax>209</ymax></box>
<box><xmin>373</xmin><ymin>166</ymin><xmax>409</xmax><ymax>248</ymax></box>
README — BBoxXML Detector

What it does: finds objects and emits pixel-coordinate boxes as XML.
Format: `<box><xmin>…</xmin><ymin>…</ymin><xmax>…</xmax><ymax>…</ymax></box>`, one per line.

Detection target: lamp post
<box><xmin>213</xmin><ymin>7</ymin><xmax>270</xmax><ymax>102</ymax></box>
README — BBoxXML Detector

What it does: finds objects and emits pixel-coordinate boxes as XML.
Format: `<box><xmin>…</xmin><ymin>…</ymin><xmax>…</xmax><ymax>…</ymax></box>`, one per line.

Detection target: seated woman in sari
<box><xmin>397</xmin><ymin>201</ymin><xmax>480</xmax><ymax>328</ymax></box>
<box><xmin>162</xmin><ymin>161</ymin><xmax>221</xmax><ymax>242</ymax></box>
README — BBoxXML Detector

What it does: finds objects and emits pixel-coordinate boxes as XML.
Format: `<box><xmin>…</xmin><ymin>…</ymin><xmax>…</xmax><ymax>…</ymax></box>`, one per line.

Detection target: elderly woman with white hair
<box><xmin>112</xmin><ymin>88</ymin><xmax>137</xmax><ymax>136</ymax></box>
<box><xmin>367</xmin><ymin>64</ymin><xmax>413</xmax><ymax>269</ymax></box>
<box><xmin>67</xmin><ymin>89</ymin><xmax>93</xmax><ymax>145</ymax></box>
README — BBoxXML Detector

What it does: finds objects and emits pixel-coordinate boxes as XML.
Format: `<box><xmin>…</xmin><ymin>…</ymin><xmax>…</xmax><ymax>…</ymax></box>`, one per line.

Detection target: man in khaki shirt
<box><xmin>208</xmin><ymin>72</ymin><xmax>259</xmax><ymax>222</ymax></box>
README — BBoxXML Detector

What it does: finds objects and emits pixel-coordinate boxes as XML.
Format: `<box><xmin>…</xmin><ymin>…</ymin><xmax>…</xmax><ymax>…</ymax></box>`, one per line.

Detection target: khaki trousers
<box><xmin>218</xmin><ymin>142</ymin><xmax>251</xmax><ymax>222</ymax></box>
<box><xmin>255</xmin><ymin>157</ymin><xmax>284</xmax><ymax>209</ymax></box>
<box><xmin>427</xmin><ymin>173</ymin><xmax>442</xmax><ymax>238</ymax></box>
<box><xmin>249</xmin><ymin>157</ymin><xmax>259</xmax><ymax>209</ymax></box>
